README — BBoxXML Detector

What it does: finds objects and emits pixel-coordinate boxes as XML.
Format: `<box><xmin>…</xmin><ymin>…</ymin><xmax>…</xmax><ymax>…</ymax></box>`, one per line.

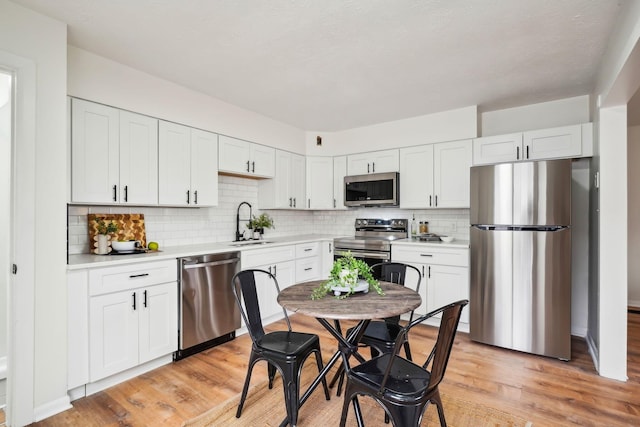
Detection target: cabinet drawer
<box><xmin>89</xmin><ymin>260</ymin><xmax>177</xmax><ymax>296</ymax></box>
<box><xmin>296</xmin><ymin>257</ymin><xmax>321</xmax><ymax>282</ymax></box>
<box><xmin>296</xmin><ymin>242</ymin><xmax>320</xmax><ymax>258</ymax></box>
<box><xmin>241</xmin><ymin>245</ymin><xmax>296</xmax><ymax>268</ymax></box>
<box><xmin>392</xmin><ymin>245</ymin><xmax>469</xmax><ymax>267</ymax></box>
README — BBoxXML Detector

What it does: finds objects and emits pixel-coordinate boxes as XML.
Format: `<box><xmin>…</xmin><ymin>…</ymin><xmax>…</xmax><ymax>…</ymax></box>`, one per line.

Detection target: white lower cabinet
<box><xmin>242</xmin><ymin>245</ymin><xmax>297</xmax><ymax>321</ymax></box>
<box><xmin>72</xmin><ymin>260</ymin><xmax>178</xmax><ymax>386</ymax></box>
<box><xmin>295</xmin><ymin>242</ymin><xmax>321</xmax><ymax>282</ymax></box>
<box><xmin>391</xmin><ymin>244</ymin><xmax>469</xmax><ymax>325</ymax></box>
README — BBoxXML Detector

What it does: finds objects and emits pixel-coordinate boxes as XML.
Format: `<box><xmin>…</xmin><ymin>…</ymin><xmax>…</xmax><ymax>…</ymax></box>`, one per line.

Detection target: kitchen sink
<box><xmin>228</xmin><ymin>240</ymin><xmax>273</xmax><ymax>247</ymax></box>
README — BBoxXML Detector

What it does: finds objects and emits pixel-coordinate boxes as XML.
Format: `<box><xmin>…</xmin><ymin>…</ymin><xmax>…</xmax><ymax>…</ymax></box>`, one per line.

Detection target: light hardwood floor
<box><xmin>27</xmin><ymin>312</ymin><xmax>640</xmax><ymax>426</ymax></box>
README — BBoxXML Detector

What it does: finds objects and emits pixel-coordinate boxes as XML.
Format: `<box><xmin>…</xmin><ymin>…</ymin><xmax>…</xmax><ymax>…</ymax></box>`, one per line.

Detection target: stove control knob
<box><xmin>361</xmin><ymin>219</ymin><xmax>367</xmax><ymax>225</ymax></box>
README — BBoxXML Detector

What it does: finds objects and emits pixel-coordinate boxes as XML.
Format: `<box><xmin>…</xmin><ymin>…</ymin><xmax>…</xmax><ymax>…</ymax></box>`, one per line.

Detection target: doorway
<box><xmin>0</xmin><ymin>69</ymin><xmax>12</xmax><ymax>425</ymax></box>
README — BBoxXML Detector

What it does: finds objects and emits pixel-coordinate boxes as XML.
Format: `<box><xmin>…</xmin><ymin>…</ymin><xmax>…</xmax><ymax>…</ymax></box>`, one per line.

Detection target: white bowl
<box><xmin>440</xmin><ymin>235</ymin><xmax>454</xmax><ymax>243</ymax></box>
<box><xmin>112</xmin><ymin>240</ymin><xmax>138</xmax><ymax>251</ymax></box>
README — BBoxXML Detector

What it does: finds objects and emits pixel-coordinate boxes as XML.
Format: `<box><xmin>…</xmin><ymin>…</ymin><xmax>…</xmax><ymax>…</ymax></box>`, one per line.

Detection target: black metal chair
<box><xmin>333</xmin><ymin>262</ymin><xmax>422</xmax><ymax>395</ymax></box>
<box><xmin>231</xmin><ymin>269</ymin><xmax>330</xmax><ymax>427</ymax></box>
<box><xmin>339</xmin><ymin>299</ymin><xmax>469</xmax><ymax>427</ymax></box>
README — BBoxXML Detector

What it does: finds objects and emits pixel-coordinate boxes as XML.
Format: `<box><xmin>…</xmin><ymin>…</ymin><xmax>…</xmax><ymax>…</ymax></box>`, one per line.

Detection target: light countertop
<box><xmin>67</xmin><ymin>234</ymin><xmax>338</xmax><ymax>270</ymax></box>
<box><xmin>392</xmin><ymin>238</ymin><xmax>470</xmax><ymax>249</ymax></box>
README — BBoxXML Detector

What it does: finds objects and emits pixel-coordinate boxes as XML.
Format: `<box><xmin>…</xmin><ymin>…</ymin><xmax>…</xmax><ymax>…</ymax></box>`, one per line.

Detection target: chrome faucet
<box><xmin>236</xmin><ymin>201</ymin><xmax>252</xmax><ymax>241</ymax></box>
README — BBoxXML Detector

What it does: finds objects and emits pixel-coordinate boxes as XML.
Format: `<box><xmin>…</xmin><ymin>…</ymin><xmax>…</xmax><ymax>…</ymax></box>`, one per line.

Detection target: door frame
<box><xmin>1</xmin><ymin>50</ymin><xmax>36</xmax><ymax>426</ymax></box>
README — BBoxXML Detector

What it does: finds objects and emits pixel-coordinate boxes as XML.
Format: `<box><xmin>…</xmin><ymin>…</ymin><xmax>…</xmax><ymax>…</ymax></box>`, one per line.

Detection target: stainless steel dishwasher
<box><xmin>175</xmin><ymin>251</ymin><xmax>241</xmax><ymax>360</ymax></box>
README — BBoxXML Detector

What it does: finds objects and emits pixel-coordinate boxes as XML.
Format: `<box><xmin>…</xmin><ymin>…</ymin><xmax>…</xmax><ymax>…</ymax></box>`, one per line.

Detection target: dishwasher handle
<box><xmin>182</xmin><ymin>257</ymin><xmax>240</xmax><ymax>270</ymax></box>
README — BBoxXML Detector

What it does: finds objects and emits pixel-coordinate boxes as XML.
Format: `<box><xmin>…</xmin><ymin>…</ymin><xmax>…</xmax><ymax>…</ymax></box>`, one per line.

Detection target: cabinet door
<box><xmin>218</xmin><ymin>135</ymin><xmax>251</xmax><ymax>175</ymax></box>
<box><xmin>190</xmin><ymin>128</ymin><xmax>218</xmax><ymax>206</ymax></box>
<box><xmin>274</xmin><ymin>260</ymin><xmax>296</xmax><ymax>290</ymax></box>
<box><xmin>370</xmin><ymin>149</ymin><xmax>400</xmax><ymax>173</ymax></box>
<box><xmin>433</xmin><ymin>139</ymin><xmax>472</xmax><ymax>208</ymax></box>
<box><xmin>333</xmin><ymin>156</ymin><xmax>348</xmax><ymax>209</ymax></box>
<box><xmin>399</xmin><ymin>145</ymin><xmax>434</xmax><ymax>208</ymax></box>
<box><xmin>250</xmin><ymin>143</ymin><xmax>276</xmax><ymax>178</ymax></box>
<box><xmin>158</xmin><ymin>121</ymin><xmax>191</xmax><ymax>205</ymax></box>
<box><xmin>321</xmin><ymin>241</ymin><xmax>334</xmax><ymax>278</ymax></box>
<box><xmin>472</xmin><ymin>133</ymin><xmax>522</xmax><ymax>165</ymax></box>
<box><xmin>252</xmin><ymin>264</ymin><xmax>285</xmax><ymax>320</ymax></box>
<box><xmin>427</xmin><ymin>264</ymin><xmax>469</xmax><ymax>323</ymax></box>
<box><xmin>276</xmin><ymin>150</ymin><xmax>294</xmax><ymax>208</ymax></box>
<box><xmin>119</xmin><ymin>110</ymin><xmax>158</xmax><ymax>205</ymax></box>
<box><xmin>291</xmin><ymin>153</ymin><xmax>306</xmax><ymax>209</ymax></box>
<box><xmin>71</xmin><ymin>99</ymin><xmax>120</xmax><ymax>203</ymax></box>
<box><xmin>296</xmin><ymin>256</ymin><xmax>321</xmax><ymax>282</ymax></box>
<box><xmin>138</xmin><ymin>282</ymin><xmax>178</xmax><ymax>363</ymax></box>
<box><xmin>89</xmin><ymin>290</ymin><xmax>139</xmax><ymax>381</ymax></box>
<box><xmin>306</xmin><ymin>156</ymin><xmax>333</xmax><ymax>209</ymax></box>
<box><xmin>524</xmin><ymin>124</ymin><xmax>582</xmax><ymax>160</ymax></box>
<box><xmin>347</xmin><ymin>150</ymin><xmax>399</xmax><ymax>174</ymax></box>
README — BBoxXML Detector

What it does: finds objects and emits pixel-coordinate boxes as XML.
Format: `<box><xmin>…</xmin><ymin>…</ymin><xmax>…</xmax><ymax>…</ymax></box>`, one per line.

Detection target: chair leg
<box><xmin>282</xmin><ymin>363</ymin><xmax>300</xmax><ymax>427</ymax></box>
<box><xmin>268</xmin><ymin>362</ymin><xmax>277</xmax><ymax>389</ymax></box>
<box><xmin>430</xmin><ymin>389</ymin><xmax>447</xmax><ymax>427</ymax></box>
<box><xmin>236</xmin><ymin>352</ymin><xmax>259</xmax><ymax>418</ymax></box>
<box><xmin>339</xmin><ymin>390</ymin><xmax>354</xmax><ymax>427</ymax></box>
<box><xmin>314</xmin><ymin>350</ymin><xmax>331</xmax><ymax>400</ymax></box>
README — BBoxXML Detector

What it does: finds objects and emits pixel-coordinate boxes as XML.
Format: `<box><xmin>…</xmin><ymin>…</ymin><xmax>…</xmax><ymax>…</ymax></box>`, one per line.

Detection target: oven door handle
<box><xmin>335</xmin><ymin>249</ymin><xmax>389</xmax><ymax>260</ymax></box>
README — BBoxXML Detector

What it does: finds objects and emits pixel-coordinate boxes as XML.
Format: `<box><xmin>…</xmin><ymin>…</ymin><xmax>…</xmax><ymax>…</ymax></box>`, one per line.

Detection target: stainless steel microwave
<box><xmin>344</xmin><ymin>172</ymin><xmax>399</xmax><ymax>207</ymax></box>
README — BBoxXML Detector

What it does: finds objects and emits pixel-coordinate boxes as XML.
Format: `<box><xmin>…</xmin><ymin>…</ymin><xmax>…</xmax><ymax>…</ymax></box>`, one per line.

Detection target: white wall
<box><xmin>68</xmin><ymin>47</ymin><xmax>306</xmax><ymax>155</ymax></box>
<box><xmin>0</xmin><ymin>67</ymin><xmax>11</xmax><ymax>406</ymax></box>
<box><xmin>0</xmin><ymin>0</ymin><xmax>68</xmax><ymax>424</ymax></box>
<box><xmin>480</xmin><ymin>95</ymin><xmax>591</xmax><ymax>136</ymax></box>
<box><xmin>304</xmin><ymin>105</ymin><xmax>477</xmax><ymax>156</ymax></box>
<box><xmin>628</xmin><ymin>125</ymin><xmax>640</xmax><ymax>307</ymax></box>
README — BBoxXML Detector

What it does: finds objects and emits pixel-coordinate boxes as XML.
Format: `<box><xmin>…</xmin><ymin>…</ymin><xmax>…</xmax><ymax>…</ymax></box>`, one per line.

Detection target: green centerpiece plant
<box><xmin>247</xmin><ymin>213</ymin><xmax>274</xmax><ymax>234</ymax></box>
<box><xmin>311</xmin><ymin>251</ymin><xmax>384</xmax><ymax>300</ymax></box>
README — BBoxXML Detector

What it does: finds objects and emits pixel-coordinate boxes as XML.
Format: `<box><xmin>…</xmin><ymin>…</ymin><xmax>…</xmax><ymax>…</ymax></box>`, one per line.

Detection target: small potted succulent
<box><xmin>311</xmin><ymin>251</ymin><xmax>384</xmax><ymax>300</ymax></box>
<box><xmin>247</xmin><ymin>213</ymin><xmax>274</xmax><ymax>239</ymax></box>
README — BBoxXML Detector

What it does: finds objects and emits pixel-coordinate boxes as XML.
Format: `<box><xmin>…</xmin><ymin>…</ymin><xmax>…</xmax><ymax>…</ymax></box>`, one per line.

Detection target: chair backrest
<box><xmin>371</xmin><ymin>262</ymin><xmax>422</xmax><ymax>322</ymax></box>
<box><xmin>424</xmin><ymin>300</ymin><xmax>468</xmax><ymax>391</ymax></box>
<box><xmin>231</xmin><ymin>269</ymin><xmax>291</xmax><ymax>343</ymax></box>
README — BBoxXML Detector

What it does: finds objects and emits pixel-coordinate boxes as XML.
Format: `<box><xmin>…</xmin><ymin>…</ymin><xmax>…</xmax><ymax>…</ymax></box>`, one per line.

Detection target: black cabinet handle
<box><xmin>194</xmin><ymin>190</ymin><xmax>198</xmax><ymax>204</ymax></box>
<box><xmin>429</xmin><ymin>195</ymin><xmax>432</xmax><ymax>207</ymax></box>
<box><xmin>112</xmin><ymin>185</ymin><xmax>117</xmax><ymax>202</ymax></box>
<box><xmin>435</xmin><ymin>195</ymin><xmax>438</xmax><ymax>207</ymax></box>
<box><xmin>333</xmin><ymin>198</ymin><xmax>336</xmax><ymax>208</ymax></box>
<box><xmin>372</xmin><ymin>162</ymin><xmax>375</xmax><ymax>173</ymax></box>
<box><xmin>143</xmin><ymin>290</ymin><xmax>148</xmax><ymax>308</ymax></box>
<box><xmin>132</xmin><ymin>292</ymin><xmax>136</xmax><ymax>310</ymax></box>
<box><xmin>129</xmin><ymin>273</ymin><xmax>149</xmax><ymax>278</ymax></box>
<box><xmin>246</xmin><ymin>160</ymin><xmax>250</xmax><ymax>172</ymax></box>
<box><xmin>428</xmin><ymin>266</ymin><xmax>431</xmax><ymax>278</ymax></box>
<box><xmin>289</xmin><ymin>197</ymin><xmax>292</xmax><ymax>207</ymax></box>
<box><xmin>367</xmin><ymin>163</ymin><xmax>370</xmax><ymax>173</ymax></box>
<box><xmin>252</xmin><ymin>161</ymin><xmax>255</xmax><ymax>173</ymax></box>
<box><xmin>293</xmin><ymin>197</ymin><xmax>296</xmax><ymax>207</ymax></box>
<box><xmin>186</xmin><ymin>190</ymin><xmax>190</xmax><ymax>204</ymax></box>
<box><xmin>526</xmin><ymin>145</ymin><xmax>530</xmax><ymax>159</ymax></box>
<box><xmin>124</xmin><ymin>185</ymin><xmax>128</xmax><ymax>202</ymax></box>
<box><xmin>517</xmin><ymin>146</ymin><xmax>520</xmax><ymax>160</ymax></box>
<box><xmin>421</xmin><ymin>265</ymin><xmax>425</xmax><ymax>278</ymax></box>
<box><xmin>273</xmin><ymin>265</ymin><xmax>277</xmax><ymax>276</ymax></box>
<box><xmin>304</xmin><ymin>267</ymin><xmax>312</xmax><ymax>271</ymax></box>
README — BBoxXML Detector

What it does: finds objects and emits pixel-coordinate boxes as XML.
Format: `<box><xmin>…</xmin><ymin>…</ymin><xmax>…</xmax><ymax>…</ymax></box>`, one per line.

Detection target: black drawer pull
<box><xmin>129</xmin><ymin>273</ymin><xmax>150</xmax><ymax>278</ymax></box>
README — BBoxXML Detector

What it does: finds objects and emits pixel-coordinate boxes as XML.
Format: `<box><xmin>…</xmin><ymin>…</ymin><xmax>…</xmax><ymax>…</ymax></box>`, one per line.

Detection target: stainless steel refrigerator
<box><xmin>470</xmin><ymin>159</ymin><xmax>571</xmax><ymax>360</ymax></box>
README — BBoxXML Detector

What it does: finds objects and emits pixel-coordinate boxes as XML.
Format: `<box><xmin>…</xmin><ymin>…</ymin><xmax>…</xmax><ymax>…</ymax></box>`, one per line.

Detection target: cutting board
<box><xmin>88</xmin><ymin>213</ymin><xmax>147</xmax><ymax>249</ymax></box>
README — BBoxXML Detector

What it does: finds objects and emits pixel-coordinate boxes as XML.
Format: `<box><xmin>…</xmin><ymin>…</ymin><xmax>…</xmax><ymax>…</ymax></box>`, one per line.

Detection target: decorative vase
<box><xmin>331</xmin><ymin>269</ymin><xmax>368</xmax><ymax>296</ymax></box>
<box><xmin>95</xmin><ymin>234</ymin><xmax>110</xmax><ymax>255</ymax></box>
<box><xmin>254</xmin><ymin>227</ymin><xmax>264</xmax><ymax>240</ymax></box>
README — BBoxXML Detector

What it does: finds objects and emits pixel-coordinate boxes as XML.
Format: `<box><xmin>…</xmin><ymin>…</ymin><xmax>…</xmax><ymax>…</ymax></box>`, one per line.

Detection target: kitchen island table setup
<box><xmin>277</xmin><ymin>280</ymin><xmax>422</xmax><ymax>427</ymax></box>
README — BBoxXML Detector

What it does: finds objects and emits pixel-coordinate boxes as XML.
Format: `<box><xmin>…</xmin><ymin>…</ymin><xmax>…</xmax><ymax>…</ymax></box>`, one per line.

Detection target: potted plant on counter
<box><xmin>311</xmin><ymin>251</ymin><xmax>384</xmax><ymax>300</ymax></box>
<box><xmin>247</xmin><ymin>213</ymin><xmax>274</xmax><ymax>239</ymax></box>
<box><xmin>94</xmin><ymin>219</ymin><xmax>118</xmax><ymax>255</ymax></box>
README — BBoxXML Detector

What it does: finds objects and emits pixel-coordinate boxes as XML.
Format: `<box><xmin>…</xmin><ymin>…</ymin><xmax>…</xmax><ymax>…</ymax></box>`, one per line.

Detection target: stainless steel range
<box><xmin>333</xmin><ymin>218</ymin><xmax>408</xmax><ymax>265</ymax></box>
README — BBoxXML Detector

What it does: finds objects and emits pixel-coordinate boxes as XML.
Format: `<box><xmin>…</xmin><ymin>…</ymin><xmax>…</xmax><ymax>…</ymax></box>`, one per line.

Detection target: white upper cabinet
<box><xmin>347</xmin><ymin>149</ymin><xmax>399</xmax><ymax>175</ymax></box>
<box><xmin>158</xmin><ymin>121</ymin><xmax>218</xmax><ymax>206</ymax></box>
<box><xmin>433</xmin><ymin>139</ymin><xmax>472</xmax><ymax>208</ymax></box>
<box><xmin>333</xmin><ymin>156</ymin><xmax>348</xmax><ymax>209</ymax></box>
<box><xmin>72</xmin><ymin>99</ymin><xmax>158</xmax><ymax>205</ymax></box>
<box><xmin>473</xmin><ymin>124</ymin><xmax>590</xmax><ymax>165</ymax></box>
<box><xmin>400</xmin><ymin>139</ymin><xmax>471</xmax><ymax>209</ymax></box>
<box><xmin>306</xmin><ymin>156</ymin><xmax>334</xmax><ymax>209</ymax></box>
<box><xmin>218</xmin><ymin>135</ymin><xmax>275</xmax><ymax>178</ymax></box>
<box><xmin>259</xmin><ymin>150</ymin><xmax>305</xmax><ymax>209</ymax></box>
<box><xmin>119</xmin><ymin>111</ymin><xmax>159</xmax><ymax>205</ymax></box>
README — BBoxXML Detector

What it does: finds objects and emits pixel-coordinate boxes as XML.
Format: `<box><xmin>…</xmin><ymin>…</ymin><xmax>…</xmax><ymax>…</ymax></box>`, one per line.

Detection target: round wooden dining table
<box><xmin>277</xmin><ymin>280</ymin><xmax>422</xmax><ymax>427</ymax></box>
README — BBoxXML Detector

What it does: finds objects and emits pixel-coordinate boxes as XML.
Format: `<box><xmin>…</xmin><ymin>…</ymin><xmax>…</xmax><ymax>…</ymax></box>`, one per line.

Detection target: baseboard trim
<box><xmin>85</xmin><ymin>354</ymin><xmax>172</xmax><ymax>397</ymax></box>
<box><xmin>33</xmin><ymin>395</ymin><xmax>72</xmax><ymax>422</ymax></box>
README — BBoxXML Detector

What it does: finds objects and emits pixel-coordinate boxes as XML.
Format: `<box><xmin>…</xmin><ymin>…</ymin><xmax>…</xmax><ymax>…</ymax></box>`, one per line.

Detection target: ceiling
<box><xmin>9</xmin><ymin>0</ymin><xmax>629</xmax><ymax>131</ymax></box>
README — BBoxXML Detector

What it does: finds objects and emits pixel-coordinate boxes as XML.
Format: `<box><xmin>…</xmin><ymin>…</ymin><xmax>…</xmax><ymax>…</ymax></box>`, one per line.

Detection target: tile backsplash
<box><xmin>68</xmin><ymin>175</ymin><xmax>470</xmax><ymax>255</ymax></box>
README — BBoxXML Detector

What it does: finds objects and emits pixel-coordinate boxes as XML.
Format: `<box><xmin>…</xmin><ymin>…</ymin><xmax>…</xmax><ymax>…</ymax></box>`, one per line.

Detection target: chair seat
<box><xmin>358</xmin><ymin>321</ymin><xmax>403</xmax><ymax>343</ymax></box>
<box><xmin>350</xmin><ymin>354</ymin><xmax>431</xmax><ymax>400</ymax></box>
<box><xmin>257</xmin><ymin>331</ymin><xmax>321</xmax><ymax>356</ymax></box>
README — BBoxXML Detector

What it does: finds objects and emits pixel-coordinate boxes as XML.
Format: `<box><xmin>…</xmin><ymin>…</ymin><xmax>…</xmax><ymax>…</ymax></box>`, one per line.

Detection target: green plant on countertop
<box><xmin>311</xmin><ymin>251</ymin><xmax>383</xmax><ymax>300</ymax></box>
<box><xmin>247</xmin><ymin>213</ymin><xmax>275</xmax><ymax>231</ymax></box>
<box><xmin>96</xmin><ymin>219</ymin><xmax>118</xmax><ymax>235</ymax></box>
